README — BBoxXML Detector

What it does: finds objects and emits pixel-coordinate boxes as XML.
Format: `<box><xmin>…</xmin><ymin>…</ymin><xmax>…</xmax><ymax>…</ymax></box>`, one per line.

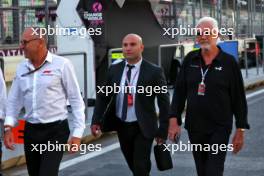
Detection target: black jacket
<box><xmin>170</xmin><ymin>48</ymin><xmax>250</xmax><ymax>133</ymax></box>
<box><xmin>92</xmin><ymin>59</ymin><xmax>170</xmax><ymax>139</ymax></box>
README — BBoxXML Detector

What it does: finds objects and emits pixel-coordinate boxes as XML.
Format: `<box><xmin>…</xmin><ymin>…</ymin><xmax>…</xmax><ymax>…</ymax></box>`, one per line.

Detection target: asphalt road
<box><xmin>59</xmin><ymin>88</ymin><xmax>264</xmax><ymax>176</ymax></box>
<box><xmin>4</xmin><ymin>88</ymin><xmax>264</xmax><ymax>176</ymax></box>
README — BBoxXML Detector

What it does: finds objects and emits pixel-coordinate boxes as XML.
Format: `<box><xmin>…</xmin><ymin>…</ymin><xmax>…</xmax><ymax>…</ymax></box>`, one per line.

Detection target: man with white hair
<box><xmin>168</xmin><ymin>17</ymin><xmax>250</xmax><ymax>176</ymax></box>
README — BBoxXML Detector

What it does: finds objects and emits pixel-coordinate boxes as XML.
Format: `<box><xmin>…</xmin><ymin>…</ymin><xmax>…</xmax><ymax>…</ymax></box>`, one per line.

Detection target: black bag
<box><xmin>154</xmin><ymin>144</ymin><xmax>173</xmax><ymax>171</ymax></box>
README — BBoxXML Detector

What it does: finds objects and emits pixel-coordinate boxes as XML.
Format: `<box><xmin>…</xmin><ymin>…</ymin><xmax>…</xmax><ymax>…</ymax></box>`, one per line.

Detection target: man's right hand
<box><xmin>168</xmin><ymin>118</ymin><xmax>181</xmax><ymax>142</ymax></box>
<box><xmin>4</xmin><ymin>128</ymin><xmax>15</xmax><ymax>150</ymax></box>
<box><xmin>91</xmin><ymin>124</ymin><xmax>102</xmax><ymax>137</ymax></box>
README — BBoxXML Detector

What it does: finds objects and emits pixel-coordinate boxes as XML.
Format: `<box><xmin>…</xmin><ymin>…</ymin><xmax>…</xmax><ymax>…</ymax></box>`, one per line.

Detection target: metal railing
<box><xmin>243</xmin><ymin>39</ymin><xmax>263</xmax><ymax>78</ymax></box>
<box><xmin>0</xmin><ymin>6</ymin><xmax>57</xmax><ymax>46</ymax></box>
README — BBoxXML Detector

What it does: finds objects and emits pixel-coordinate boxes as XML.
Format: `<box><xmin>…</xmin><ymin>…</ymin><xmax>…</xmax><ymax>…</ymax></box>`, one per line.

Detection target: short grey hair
<box><xmin>196</xmin><ymin>17</ymin><xmax>219</xmax><ymax>32</ymax></box>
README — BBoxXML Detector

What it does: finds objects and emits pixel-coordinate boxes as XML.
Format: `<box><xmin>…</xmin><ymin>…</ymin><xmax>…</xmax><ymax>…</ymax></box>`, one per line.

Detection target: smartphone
<box><xmin>174</xmin><ymin>133</ymin><xmax>181</xmax><ymax>144</ymax></box>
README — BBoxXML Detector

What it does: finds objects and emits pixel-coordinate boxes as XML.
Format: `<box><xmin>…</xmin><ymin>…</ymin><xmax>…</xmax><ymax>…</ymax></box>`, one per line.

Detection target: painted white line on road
<box><xmin>59</xmin><ymin>143</ymin><xmax>120</xmax><ymax>170</ymax></box>
<box><xmin>246</xmin><ymin>88</ymin><xmax>264</xmax><ymax>99</ymax></box>
<box><xmin>59</xmin><ymin>88</ymin><xmax>264</xmax><ymax>171</ymax></box>
<box><xmin>4</xmin><ymin>169</ymin><xmax>28</xmax><ymax>176</ymax></box>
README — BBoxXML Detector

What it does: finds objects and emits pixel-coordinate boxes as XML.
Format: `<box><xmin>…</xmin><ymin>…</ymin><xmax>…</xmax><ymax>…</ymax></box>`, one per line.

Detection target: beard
<box><xmin>200</xmin><ymin>42</ymin><xmax>211</xmax><ymax>52</ymax></box>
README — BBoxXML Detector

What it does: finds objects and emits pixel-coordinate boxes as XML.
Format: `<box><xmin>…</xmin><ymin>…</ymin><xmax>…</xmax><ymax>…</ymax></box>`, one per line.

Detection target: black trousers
<box><xmin>117</xmin><ymin>121</ymin><xmax>154</xmax><ymax>176</ymax></box>
<box><xmin>24</xmin><ymin>119</ymin><xmax>70</xmax><ymax>176</ymax></box>
<box><xmin>0</xmin><ymin>141</ymin><xmax>2</xmax><ymax>176</ymax></box>
<box><xmin>188</xmin><ymin>128</ymin><xmax>231</xmax><ymax>176</ymax></box>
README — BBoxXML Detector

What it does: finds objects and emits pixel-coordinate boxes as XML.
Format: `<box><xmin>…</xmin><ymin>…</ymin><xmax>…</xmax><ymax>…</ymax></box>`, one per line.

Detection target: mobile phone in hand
<box><xmin>174</xmin><ymin>133</ymin><xmax>181</xmax><ymax>144</ymax></box>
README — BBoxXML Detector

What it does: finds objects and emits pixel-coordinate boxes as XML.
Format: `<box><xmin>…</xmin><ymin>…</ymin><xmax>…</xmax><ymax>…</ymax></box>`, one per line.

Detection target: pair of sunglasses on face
<box><xmin>20</xmin><ymin>38</ymin><xmax>40</xmax><ymax>45</ymax></box>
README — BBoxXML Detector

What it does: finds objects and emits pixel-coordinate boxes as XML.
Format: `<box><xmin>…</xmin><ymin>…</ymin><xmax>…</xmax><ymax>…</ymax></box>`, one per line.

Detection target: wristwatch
<box><xmin>4</xmin><ymin>126</ymin><xmax>12</xmax><ymax>132</ymax></box>
<box><xmin>238</xmin><ymin>128</ymin><xmax>245</xmax><ymax>132</ymax></box>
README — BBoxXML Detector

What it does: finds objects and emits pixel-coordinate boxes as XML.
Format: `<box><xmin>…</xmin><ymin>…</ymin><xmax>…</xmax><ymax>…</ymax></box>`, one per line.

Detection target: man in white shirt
<box><xmin>0</xmin><ymin>68</ymin><xmax>6</xmax><ymax>122</ymax></box>
<box><xmin>3</xmin><ymin>27</ymin><xmax>85</xmax><ymax>176</ymax></box>
<box><xmin>0</xmin><ymin>67</ymin><xmax>6</xmax><ymax>176</ymax></box>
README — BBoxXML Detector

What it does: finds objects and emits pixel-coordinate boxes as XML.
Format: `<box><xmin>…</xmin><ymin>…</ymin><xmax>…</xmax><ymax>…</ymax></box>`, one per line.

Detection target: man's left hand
<box><xmin>67</xmin><ymin>137</ymin><xmax>81</xmax><ymax>154</ymax></box>
<box><xmin>155</xmin><ymin>137</ymin><xmax>165</xmax><ymax>145</ymax></box>
<box><xmin>232</xmin><ymin>129</ymin><xmax>245</xmax><ymax>154</ymax></box>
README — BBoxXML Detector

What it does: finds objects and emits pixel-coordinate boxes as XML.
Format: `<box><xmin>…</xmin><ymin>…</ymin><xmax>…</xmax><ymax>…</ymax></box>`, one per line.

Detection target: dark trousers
<box><xmin>117</xmin><ymin>121</ymin><xmax>154</xmax><ymax>176</ymax></box>
<box><xmin>0</xmin><ymin>119</ymin><xmax>3</xmax><ymax>176</ymax></box>
<box><xmin>24</xmin><ymin>119</ymin><xmax>70</xmax><ymax>176</ymax></box>
<box><xmin>0</xmin><ymin>141</ymin><xmax>2</xmax><ymax>176</ymax></box>
<box><xmin>188</xmin><ymin>128</ymin><xmax>231</xmax><ymax>176</ymax></box>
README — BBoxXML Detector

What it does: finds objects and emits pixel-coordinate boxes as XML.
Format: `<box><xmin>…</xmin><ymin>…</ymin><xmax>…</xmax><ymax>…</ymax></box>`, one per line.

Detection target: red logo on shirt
<box><xmin>42</xmin><ymin>70</ymin><xmax>54</xmax><ymax>76</ymax></box>
<box><xmin>43</xmin><ymin>70</ymin><xmax>52</xmax><ymax>74</ymax></box>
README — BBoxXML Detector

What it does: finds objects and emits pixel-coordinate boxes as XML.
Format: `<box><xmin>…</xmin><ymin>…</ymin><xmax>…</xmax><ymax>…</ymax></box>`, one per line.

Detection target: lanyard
<box><xmin>22</xmin><ymin>61</ymin><xmax>47</xmax><ymax>77</ymax></box>
<box><xmin>199</xmin><ymin>60</ymin><xmax>211</xmax><ymax>83</ymax></box>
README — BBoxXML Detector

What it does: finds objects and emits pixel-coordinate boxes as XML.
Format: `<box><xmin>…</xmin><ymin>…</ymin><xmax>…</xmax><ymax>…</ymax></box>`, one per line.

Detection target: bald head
<box><xmin>22</xmin><ymin>27</ymin><xmax>46</xmax><ymax>41</ymax></box>
<box><xmin>123</xmin><ymin>34</ymin><xmax>143</xmax><ymax>45</ymax></box>
<box><xmin>122</xmin><ymin>33</ymin><xmax>144</xmax><ymax>64</ymax></box>
<box><xmin>21</xmin><ymin>27</ymin><xmax>48</xmax><ymax>63</ymax></box>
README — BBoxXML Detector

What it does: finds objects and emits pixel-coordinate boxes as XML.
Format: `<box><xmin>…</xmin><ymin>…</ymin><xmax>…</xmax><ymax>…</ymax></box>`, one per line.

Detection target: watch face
<box><xmin>4</xmin><ymin>127</ymin><xmax>11</xmax><ymax>131</ymax></box>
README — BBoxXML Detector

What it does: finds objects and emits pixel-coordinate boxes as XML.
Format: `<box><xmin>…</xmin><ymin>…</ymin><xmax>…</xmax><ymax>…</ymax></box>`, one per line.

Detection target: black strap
<box><xmin>21</xmin><ymin>61</ymin><xmax>47</xmax><ymax>77</ymax></box>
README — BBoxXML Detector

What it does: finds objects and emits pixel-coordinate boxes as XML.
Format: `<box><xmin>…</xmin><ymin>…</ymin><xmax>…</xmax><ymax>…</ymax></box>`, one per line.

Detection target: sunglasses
<box><xmin>20</xmin><ymin>38</ymin><xmax>40</xmax><ymax>45</ymax></box>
